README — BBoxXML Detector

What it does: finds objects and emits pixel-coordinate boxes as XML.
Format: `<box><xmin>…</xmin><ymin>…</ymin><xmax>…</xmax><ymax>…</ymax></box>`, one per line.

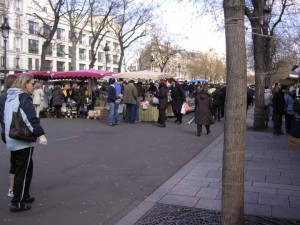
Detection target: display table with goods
<box><xmin>140</xmin><ymin>101</ymin><xmax>159</xmax><ymax>122</ymax></box>
<box><xmin>61</xmin><ymin>102</ymin><xmax>78</xmax><ymax>118</ymax></box>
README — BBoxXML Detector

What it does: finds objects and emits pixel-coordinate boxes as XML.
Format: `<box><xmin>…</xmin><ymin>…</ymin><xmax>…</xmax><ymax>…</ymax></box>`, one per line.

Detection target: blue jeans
<box><xmin>108</xmin><ymin>102</ymin><xmax>116</xmax><ymax>125</ymax></box>
<box><xmin>114</xmin><ymin>103</ymin><xmax>119</xmax><ymax>123</ymax></box>
<box><xmin>134</xmin><ymin>98</ymin><xmax>141</xmax><ymax>122</ymax></box>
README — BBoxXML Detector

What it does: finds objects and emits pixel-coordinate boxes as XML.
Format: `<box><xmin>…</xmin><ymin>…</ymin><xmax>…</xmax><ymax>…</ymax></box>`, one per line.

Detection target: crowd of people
<box><xmin>1</xmin><ymin>72</ymin><xmax>299</xmax><ymax>213</ymax></box>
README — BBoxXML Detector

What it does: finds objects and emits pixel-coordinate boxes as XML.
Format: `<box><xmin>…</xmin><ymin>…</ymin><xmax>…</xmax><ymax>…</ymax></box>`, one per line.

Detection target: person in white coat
<box><xmin>32</xmin><ymin>82</ymin><xmax>44</xmax><ymax>118</ymax></box>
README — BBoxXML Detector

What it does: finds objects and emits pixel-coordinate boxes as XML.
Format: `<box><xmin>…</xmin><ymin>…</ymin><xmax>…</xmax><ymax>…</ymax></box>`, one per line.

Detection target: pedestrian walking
<box><xmin>284</xmin><ymin>86</ymin><xmax>296</xmax><ymax>134</ymax></box>
<box><xmin>32</xmin><ymin>82</ymin><xmax>44</xmax><ymax>118</ymax></box>
<box><xmin>272</xmin><ymin>85</ymin><xmax>285</xmax><ymax>135</ymax></box>
<box><xmin>155</xmin><ymin>80</ymin><xmax>168</xmax><ymax>127</ymax></box>
<box><xmin>194</xmin><ymin>86</ymin><xmax>214</xmax><ymax>136</ymax></box>
<box><xmin>169</xmin><ymin>78</ymin><xmax>186</xmax><ymax>124</ymax></box>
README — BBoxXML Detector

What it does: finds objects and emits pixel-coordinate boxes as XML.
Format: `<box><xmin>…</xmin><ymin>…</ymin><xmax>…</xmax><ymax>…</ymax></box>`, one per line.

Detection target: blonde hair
<box><xmin>34</xmin><ymin>82</ymin><xmax>41</xmax><ymax>89</ymax></box>
<box><xmin>12</xmin><ymin>73</ymin><xmax>34</xmax><ymax>93</ymax></box>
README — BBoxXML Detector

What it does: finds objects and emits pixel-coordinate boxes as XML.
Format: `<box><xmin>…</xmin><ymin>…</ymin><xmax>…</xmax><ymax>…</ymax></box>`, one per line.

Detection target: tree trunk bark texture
<box><xmin>222</xmin><ymin>1</ymin><xmax>246</xmax><ymax>225</ymax></box>
<box><xmin>252</xmin><ymin>25</ymin><xmax>266</xmax><ymax>130</ymax></box>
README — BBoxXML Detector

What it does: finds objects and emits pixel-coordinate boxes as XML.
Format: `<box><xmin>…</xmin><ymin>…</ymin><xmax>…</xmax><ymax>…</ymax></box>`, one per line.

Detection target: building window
<box><xmin>43</xmin><ymin>24</ymin><xmax>51</xmax><ymax>37</ymax></box>
<box><xmin>35</xmin><ymin>59</ymin><xmax>39</xmax><ymax>70</ymax></box>
<box><xmin>89</xmin><ymin>50</ymin><xmax>92</xmax><ymax>60</ymax></box>
<box><xmin>98</xmin><ymin>66</ymin><xmax>103</xmax><ymax>70</ymax></box>
<box><xmin>69</xmin><ymin>63</ymin><xmax>72</xmax><ymax>71</ymax></box>
<box><xmin>57</xmin><ymin>44</ymin><xmax>65</xmax><ymax>57</ymax></box>
<box><xmin>89</xmin><ymin>36</ymin><xmax>93</xmax><ymax>45</ymax></box>
<box><xmin>57</xmin><ymin>61</ymin><xmax>65</xmax><ymax>71</ymax></box>
<box><xmin>45</xmin><ymin>60</ymin><xmax>52</xmax><ymax>71</ymax></box>
<box><xmin>79</xmin><ymin>48</ymin><xmax>86</xmax><ymax>60</ymax></box>
<box><xmin>98</xmin><ymin>52</ymin><xmax>103</xmax><ymax>62</ymax></box>
<box><xmin>28</xmin><ymin>58</ymin><xmax>32</xmax><ymax>70</ymax></box>
<box><xmin>113</xmin><ymin>42</ymin><xmax>118</xmax><ymax>51</ymax></box>
<box><xmin>29</xmin><ymin>21</ymin><xmax>38</xmax><ymax>35</ymax></box>
<box><xmin>28</xmin><ymin>39</ymin><xmax>39</xmax><ymax>54</ymax></box>
<box><xmin>68</xmin><ymin>46</ymin><xmax>72</xmax><ymax>58</ymax></box>
<box><xmin>46</xmin><ymin>44</ymin><xmax>52</xmax><ymax>56</ymax></box>
<box><xmin>113</xmin><ymin>68</ymin><xmax>119</xmax><ymax>72</ymax></box>
<box><xmin>1</xmin><ymin>56</ymin><xmax>4</xmax><ymax>67</ymax></box>
<box><xmin>79</xmin><ymin>64</ymin><xmax>86</xmax><ymax>70</ymax></box>
<box><xmin>79</xmin><ymin>34</ymin><xmax>86</xmax><ymax>45</ymax></box>
<box><xmin>57</xmin><ymin>28</ymin><xmax>65</xmax><ymax>40</ymax></box>
<box><xmin>15</xmin><ymin>16</ymin><xmax>21</xmax><ymax>29</ymax></box>
<box><xmin>113</xmin><ymin>55</ymin><xmax>118</xmax><ymax>64</ymax></box>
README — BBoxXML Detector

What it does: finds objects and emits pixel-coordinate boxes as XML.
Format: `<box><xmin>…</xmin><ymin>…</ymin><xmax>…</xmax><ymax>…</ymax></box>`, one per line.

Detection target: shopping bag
<box><xmin>181</xmin><ymin>104</ymin><xmax>186</xmax><ymax>114</ymax></box>
<box><xmin>152</xmin><ymin>97</ymin><xmax>159</xmax><ymax>105</ymax></box>
<box><xmin>183</xmin><ymin>102</ymin><xmax>191</xmax><ymax>112</ymax></box>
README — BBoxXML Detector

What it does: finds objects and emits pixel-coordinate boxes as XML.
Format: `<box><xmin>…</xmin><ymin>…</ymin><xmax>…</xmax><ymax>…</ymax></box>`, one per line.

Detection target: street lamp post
<box><xmin>150</xmin><ymin>55</ymin><xmax>155</xmax><ymax>71</ymax></box>
<box><xmin>178</xmin><ymin>63</ymin><xmax>181</xmax><ymax>77</ymax></box>
<box><xmin>103</xmin><ymin>43</ymin><xmax>110</xmax><ymax>71</ymax></box>
<box><xmin>1</xmin><ymin>17</ymin><xmax>10</xmax><ymax>89</ymax></box>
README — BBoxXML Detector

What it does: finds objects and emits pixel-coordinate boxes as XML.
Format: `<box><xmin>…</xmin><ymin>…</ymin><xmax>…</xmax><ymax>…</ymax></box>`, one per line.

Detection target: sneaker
<box><xmin>7</xmin><ymin>188</ymin><xmax>14</xmax><ymax>198</ymax></box>
<box><xmin>24</xmin><ymin>197</ymin><xmax>35</xmax><ymax>204</ymax></box>
<box><xmin>10</xmin><ymin>203</ymin><xmax>31</xmax><ymax>213</ymax></box>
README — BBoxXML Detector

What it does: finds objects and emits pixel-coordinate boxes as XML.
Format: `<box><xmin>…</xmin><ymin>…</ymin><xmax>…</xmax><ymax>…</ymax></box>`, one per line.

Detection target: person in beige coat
<box><xmin>33</xmin><ymin>82</ymin><xmax>44</xmax><ymax>118</ymax></box>
<box><xmin>123</xmin><ymin>80</ymin><xmax>137</xmax><ymax>123</ymax></box>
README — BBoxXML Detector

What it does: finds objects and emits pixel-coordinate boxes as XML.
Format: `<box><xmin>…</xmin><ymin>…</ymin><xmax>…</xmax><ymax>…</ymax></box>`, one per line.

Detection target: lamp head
<box><xmin>1</xmin><ymin>17</ymin><xmax>10</xmax><ymax>39</ymax></box>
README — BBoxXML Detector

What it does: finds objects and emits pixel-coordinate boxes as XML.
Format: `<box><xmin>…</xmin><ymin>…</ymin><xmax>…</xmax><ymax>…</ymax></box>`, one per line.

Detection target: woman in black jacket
<box><xmin>155</xmin><ymin>80</ymin><xmax>168</xmax><ymax>127</ymax></box>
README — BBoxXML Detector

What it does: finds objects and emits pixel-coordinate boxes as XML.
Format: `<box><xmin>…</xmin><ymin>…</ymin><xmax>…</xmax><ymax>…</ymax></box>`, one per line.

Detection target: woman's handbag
<box><xmin>9</xmin><ymin>98</ymin><xmax>37</xmax><ymax>142</ymax></box>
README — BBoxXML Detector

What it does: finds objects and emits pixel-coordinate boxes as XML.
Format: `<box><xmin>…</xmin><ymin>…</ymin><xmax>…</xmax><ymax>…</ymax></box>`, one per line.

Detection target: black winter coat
<box><xmin>272</xmin><ymin>91</ymin><xmax>285</xmax><ymax>115</ymax></box>
<box><xmin>155</xmin><ymin>84</ymin><xmax>168</xmax><ymax>110</ymax></box>
<box><xmin>171</xmin><ymin>83</ymin><xmax>186</xmax><ymax>111</ymax></box>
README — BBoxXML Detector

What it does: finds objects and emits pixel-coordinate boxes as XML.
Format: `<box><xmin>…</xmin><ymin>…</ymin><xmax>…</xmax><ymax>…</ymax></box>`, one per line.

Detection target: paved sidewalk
<box><xmin>116</xmin><ymin>108</ymin><xmax>300</xmax><ymax>224</ymax></box>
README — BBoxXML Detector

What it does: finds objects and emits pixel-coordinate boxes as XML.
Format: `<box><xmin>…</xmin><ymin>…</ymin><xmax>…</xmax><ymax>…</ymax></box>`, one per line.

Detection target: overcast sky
<box><xmin>155</xmin><ymin>0</ymin><xmax>225</xmax><ymax>54</ymax></box>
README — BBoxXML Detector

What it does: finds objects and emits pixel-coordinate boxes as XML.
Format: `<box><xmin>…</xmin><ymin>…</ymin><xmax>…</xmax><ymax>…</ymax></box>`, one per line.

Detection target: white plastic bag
<box><xmin>181</xmin><ymin>104</ymin><xmax>186</xmax><ymax>114</ymax></box>
<box><xmin>152</xmin><ymin>97</ymin><xmax>159</xmax><ymax>105</ymax></box>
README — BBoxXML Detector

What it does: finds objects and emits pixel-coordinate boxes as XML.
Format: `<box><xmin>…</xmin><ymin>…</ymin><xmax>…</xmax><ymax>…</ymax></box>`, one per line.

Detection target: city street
<box><xmin>0</xmin><ymin>115</ymin><xmax>224</xmax><ymax>225</ymax></box>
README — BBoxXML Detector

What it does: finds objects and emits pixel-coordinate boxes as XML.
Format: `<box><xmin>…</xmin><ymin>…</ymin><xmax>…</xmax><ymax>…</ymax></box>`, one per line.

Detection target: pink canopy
<box><xmin>15</xmin><ymin>71</ymin><xmax>54</xmax><ymax>79</ymax></box>
<box><xmin>51</xmin><ymin>69</ymin><xmax>116</xmax><ymax>79</ymax></box>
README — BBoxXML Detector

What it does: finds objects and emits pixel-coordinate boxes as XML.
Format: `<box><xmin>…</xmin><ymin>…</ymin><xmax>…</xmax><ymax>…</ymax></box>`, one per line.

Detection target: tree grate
<box><xmin>135</xmin><ymin>203</ymin><xmax>300</xmax><ymax>225</ymax></box>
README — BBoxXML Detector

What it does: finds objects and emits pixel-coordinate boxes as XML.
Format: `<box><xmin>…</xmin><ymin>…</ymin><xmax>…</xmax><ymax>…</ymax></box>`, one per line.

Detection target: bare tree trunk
<box><xmin>118</xmin><ymin>50</ymin><xmax>124</xmax><ymax>72</ymax></box>
<box><xmin>71</xmin><ymin>40</ymin><xmax>77</xmax><ymax>70</ymax></box>
<box><xmin>40</xmin><ymin>43</ymin><xmax>49</xmax><ymax>71</ymax></box>
<box><xmin>222</xmin><ymin>1</ymin><xmax>246</xmax><ymax>224</ymax></box>
<box><xmin>252</xmin><ymin>25</ymin><xmax>266</xmax><ymax>130</ymax></box>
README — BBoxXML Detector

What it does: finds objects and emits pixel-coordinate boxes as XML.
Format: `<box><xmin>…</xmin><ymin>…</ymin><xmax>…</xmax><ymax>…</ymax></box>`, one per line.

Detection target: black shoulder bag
<box><xmin>9</xmin><ymin>96</ymin><xmax>37</xmax><ymax>142</ymax></box>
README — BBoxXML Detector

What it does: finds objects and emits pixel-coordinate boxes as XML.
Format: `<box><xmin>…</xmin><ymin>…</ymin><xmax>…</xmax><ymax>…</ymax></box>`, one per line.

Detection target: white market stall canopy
<box><xmin>112</xmin><ymin>70</ymin><xmax>173</xmax><ymax>80</ymax></box>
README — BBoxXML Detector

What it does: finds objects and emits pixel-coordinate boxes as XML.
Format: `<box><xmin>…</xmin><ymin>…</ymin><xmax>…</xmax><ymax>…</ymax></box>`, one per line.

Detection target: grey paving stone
<box><xmin>292</xmin><ymin>177</ymin><xmax>300</xmax><ymax>186</ymax></box>
<box><xmin>206</xmin><ymin>170</ymin><xmax>222</xmax><ymax>178</ymax></box>
<box><xmin>196</xmin><ymin>187</ymin><xmax>220</xmax><ymax>199</ymax></box>
<box><xmin>258</xmin><ymin>193</ymin><xmax>289</xmax><ymax>207</ymax></box>
<box><xmin>253</xmin><ymin>181</ymin><xmax>300</xmax><ymax>191</ymax></box>
<box><xmin>266</xmin><ymin>175</ymin><xmax>292</xmax><ymax>185</ymax></box>
<box><xmin>245</xmin><ymin>186</ymin><xmax>277</xmax><ymax>194</ymax></box>
<box><xmin>245</xmin><ymin>172</ymin><xmax>266</xmax><ymax>182</ymax></box>
<box><xmin>186</xmin><ymin>168</ymin><xmax>210</xmax><ymax>177</ymax></box>
<box><xmin>159</xmin><ymin>194</ymin><xmax>199</xmax><ymax>207</ymax></box>
<box><xmin>289</xmin><ymin>195</ymin><xmax>300</xmax><ymax>208</ymax></box>
<box><xmin>245</xmin><ymin>166</ymin><xmax>271</xmax><ymax>172</ymax></box>
<box><xmin>195</xmin><ymin>197</ymin><xmax>221</xmax><ymax>211</ymax></box>
<box><xmin>245</xmin><ymin>203</ymin><xmax>272</xmax><ymax>217</ymax></box>
<box><xmin>208</xmin><ymin>182</ymin><xmax>222</xmax><ymax>189</ymax></box>
<box><xmin>245</xmin><ymin>191</ymin><xmax>258</xmax><ymax>204</ymax></box>
<box><xmin>169</xmin><ymin>183</ymin><xmax>202</xmax><ymax>196</ymax></box>
<box><xmin>277</xmin><ymin>189</ymin><xmax>300</xmax><ymax>197</ymax></box>
<box><xmin>184</xmin><ymin>176</ymin><xmax>221</xmax><ymax>183</ymax></box>
<box><xmin>276</xmin><ymin>162</ymin><xmax>293</xmax><ymax>169</ymax></box>
<box><xmin>272</xmin><ymin>206</ymin><xmax>300</xmax><ymax>220</ymax></box>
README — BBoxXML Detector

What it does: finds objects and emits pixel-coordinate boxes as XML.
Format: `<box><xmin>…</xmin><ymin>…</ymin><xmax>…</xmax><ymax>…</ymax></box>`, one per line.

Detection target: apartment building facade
<box><xmin>0</xmin><ymin>0</ymin><xmax>120</xmax><ymax>76</ymax></box>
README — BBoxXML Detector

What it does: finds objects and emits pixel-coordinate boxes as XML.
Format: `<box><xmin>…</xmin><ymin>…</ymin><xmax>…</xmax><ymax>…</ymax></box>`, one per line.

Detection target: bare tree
<box><xmin>33</xmin><ymin>0</ymin><xmax>65</xmax><ymax>71</ymax></box>
<box><xmin>222</xmin><ymin>1</ymin><xmax>247</xmax><ymax>225</ymax></box>
<box><xmin>88</xmin><ymin>0</ymin><xmax>116</xmax><ymax>69</ymax></box>
<box><xmin>63</xmin><ymin>0</ymin><xmax>91</xmax><ymax>71</ymax></box>
<box><xmin>110</xmin><ymin>0</ymin><xmax>155</xmax><ymax>72</ymax></box>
